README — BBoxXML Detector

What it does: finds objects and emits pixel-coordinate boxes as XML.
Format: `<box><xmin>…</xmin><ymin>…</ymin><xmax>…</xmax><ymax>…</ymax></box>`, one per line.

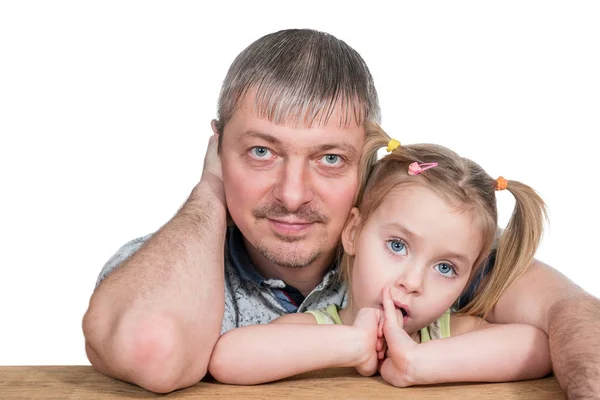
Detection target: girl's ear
<box><xmin>342</xmin><ymin>208</ymin><xmax>361</xmax><ymax>256</ymax></box>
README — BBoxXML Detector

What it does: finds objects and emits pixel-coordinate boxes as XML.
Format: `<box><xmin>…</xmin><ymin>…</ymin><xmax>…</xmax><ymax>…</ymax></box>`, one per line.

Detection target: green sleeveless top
<box><xmin>306</xmin><ymin>305</ymin><xmax>451</xmax><ymax>341</ymax></box>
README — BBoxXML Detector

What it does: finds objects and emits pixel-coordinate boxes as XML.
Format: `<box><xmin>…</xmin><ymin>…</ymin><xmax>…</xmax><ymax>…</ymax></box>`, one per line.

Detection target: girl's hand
<box><xmin>352</xmin><ymin>307</ymin><xmax>385</xmax><ymax>377</ymax></box>
<box><xmin>378</xmin><ymin>287</ymin><xmax>420</xmax><ymax>387</ymax></box>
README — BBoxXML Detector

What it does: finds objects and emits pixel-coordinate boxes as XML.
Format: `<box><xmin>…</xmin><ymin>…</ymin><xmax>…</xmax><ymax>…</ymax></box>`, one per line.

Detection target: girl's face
<box><xmin>341</xmin><ymin>185</ymin><xmax>483</xmax><ymax>335</ymax></box>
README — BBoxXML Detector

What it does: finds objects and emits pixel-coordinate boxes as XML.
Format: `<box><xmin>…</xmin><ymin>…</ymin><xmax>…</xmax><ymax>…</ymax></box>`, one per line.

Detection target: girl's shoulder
<box><xmin>449</xmin><ymin>312</ymin><xmax>490</xmax><ymax>336</ymax></box>
<box><xmin>271</xmin><ymin>312</ymin><xmax>318</xmax><ymax>325</ymax></box>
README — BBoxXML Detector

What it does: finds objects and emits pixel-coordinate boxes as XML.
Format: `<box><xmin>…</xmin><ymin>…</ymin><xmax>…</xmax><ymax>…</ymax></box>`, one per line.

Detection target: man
<box><xmin>83</xmin><ymin>29</ymin><xmax>600</xmax><ymax>397</ymax></box>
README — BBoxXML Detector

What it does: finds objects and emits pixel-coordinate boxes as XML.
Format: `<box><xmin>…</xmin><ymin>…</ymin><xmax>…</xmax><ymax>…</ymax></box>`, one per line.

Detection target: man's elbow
<box><xmin>83</xmin><ymin>309</ymin><xmax>208</xmax><ymax>393</ymax></box>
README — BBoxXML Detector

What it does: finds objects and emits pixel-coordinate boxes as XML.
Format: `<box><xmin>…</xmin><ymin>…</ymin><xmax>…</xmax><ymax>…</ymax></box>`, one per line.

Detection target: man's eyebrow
<box><xmin>309</xmin><ymin>143</ymin><xmax>358</xmax><ymax>158</ymax></box>
<box><xmin>238</xmin><ymin>130</ymin><xmax>282</xmax><ymax>146</ymax></box>
<box><xmin>238</xmin><ymin>130</ymin><xmax>359</xmax><ymax>157</ymax></box>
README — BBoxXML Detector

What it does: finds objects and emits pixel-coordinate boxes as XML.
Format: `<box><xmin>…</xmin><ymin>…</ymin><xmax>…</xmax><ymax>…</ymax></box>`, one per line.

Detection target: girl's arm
<box><xmin>411</xmin><ymin>315</ymin><xmax>552</xmax><ymax>385</ymax></box>
<box><xmin>379</xmin><ymin>288</ymin><xmax>552</xmax><ymax>387</ymax></box>
<box><xmin>208</xmin><ymin>308</ymin><xmax>383</xmax><ymax>385</ymax></box>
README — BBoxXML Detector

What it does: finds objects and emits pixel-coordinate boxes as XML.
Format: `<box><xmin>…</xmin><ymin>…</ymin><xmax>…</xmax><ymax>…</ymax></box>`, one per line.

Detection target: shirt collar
<box><xmin>227</xmin><ymin>225</ymin><xmax>266</xmax><ymax>285</ymax></box>
<box><xmin>227</xmin><ymin>224</ymin><xmax>340</xmax><ymax>289</ymax></box>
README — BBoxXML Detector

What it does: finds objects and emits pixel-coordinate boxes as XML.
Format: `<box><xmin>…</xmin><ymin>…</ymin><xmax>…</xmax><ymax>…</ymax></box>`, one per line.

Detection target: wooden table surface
<box><xmin>0</xmin><ymin>366</ymin><xmax>565</xmax><ymax>399</ymax></box>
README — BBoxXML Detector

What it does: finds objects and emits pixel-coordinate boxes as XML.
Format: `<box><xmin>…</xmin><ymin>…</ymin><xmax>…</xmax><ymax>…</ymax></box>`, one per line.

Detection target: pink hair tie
<box><xmin>408</xmin><ymin>162</ymin><xmax>438</xmax><ymax>176</ymax></box>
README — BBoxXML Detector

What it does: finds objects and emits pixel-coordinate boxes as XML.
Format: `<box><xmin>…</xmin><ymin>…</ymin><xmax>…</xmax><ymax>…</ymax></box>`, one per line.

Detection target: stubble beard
<box><xmin>252</xmin><ymin>202</ymin><xmax>330</xmax><ymax>269</ymax></box>
<box><xmin>255</xmin><ymin>233</ymin><xmax>327</xmax><ymax>269</ymax></box>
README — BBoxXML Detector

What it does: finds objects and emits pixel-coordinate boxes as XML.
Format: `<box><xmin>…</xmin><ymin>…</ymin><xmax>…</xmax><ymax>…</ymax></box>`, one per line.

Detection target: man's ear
<box><xmin>342</xmin><ymin>208</ymin><xmax>361</xmax><ymax>256</ymax></box>
<box><xmin>211</xmin><ymin>119</ymin><xmax>220</xmax><ymax>137</ymax></box>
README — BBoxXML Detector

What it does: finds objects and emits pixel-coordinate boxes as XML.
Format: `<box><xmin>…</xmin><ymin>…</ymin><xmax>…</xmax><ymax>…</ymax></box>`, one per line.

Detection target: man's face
<box><xmin>220</xmin><ymin>95</ymin><xmax>365</xmax><ymax>270</ymax></box>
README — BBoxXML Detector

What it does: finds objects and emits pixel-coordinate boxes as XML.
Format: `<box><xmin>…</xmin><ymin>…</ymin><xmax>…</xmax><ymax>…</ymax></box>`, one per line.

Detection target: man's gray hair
<box><xmin>215</xmin><ymin>29</ymin><xmax>380</xmax><ymax>147</ymax></box>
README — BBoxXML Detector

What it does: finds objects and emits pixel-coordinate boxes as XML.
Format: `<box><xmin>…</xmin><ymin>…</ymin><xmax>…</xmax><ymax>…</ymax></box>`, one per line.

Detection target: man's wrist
<box><xmin>192</xmin><ymin>173</ymin><xmax>225</xmax><ymax>206</ymax></box>
<box><xmin>177</xmin><ymin>178</ymin><xmax>227</xmax><ymax>229</ymax></box>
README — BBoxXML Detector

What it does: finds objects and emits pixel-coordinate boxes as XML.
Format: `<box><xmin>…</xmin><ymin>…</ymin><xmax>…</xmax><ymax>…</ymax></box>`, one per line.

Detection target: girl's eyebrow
<box><xmin>382</xmin><ymin>222</ymin><xmax>473</xmax><ymax>268</ymax></box>
<box><xmin>382</xmin><ymin>222</ymin><xmax>421</xmax><ymax>244</ymax></box>
<box><xmin>439</xmin><ymin>252</ymin><xmax>471</xmax><ymax>269</ymax></box>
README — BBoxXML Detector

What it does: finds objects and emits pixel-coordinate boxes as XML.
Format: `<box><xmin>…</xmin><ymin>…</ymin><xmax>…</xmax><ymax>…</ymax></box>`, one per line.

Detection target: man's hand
<box><xmin>378</xmin><ymin>287</ymin><xmax>420</xmax><ymax>387</ymax></box>
<box><xmin>352</xmin><ymin>307</ymin><xmax>386</xmax><ymax>377</ymax></box>
<box><xmin>202</xmin><ymin>132</ymin><xmax>223</xmax><ymax>182</ymax></box>
<box><xmin>191</xmin><ymin>131</ymin><xmax>225</xmax><ymax>206</ymax></box>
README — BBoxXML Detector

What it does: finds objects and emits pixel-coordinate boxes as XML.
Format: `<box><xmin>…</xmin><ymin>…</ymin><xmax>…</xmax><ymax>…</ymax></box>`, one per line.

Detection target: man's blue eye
<box><xmin>387</xmin><ymin>240</ymin><xmax>407</xmax><ymax>255</ymax></box>
<box><xmin>434</xmin><ymin>263</ymin><xmax>456</xmax><ymax>277</ymax></box>
<box><xmin>324</xmin><ymin>154</ymin><xmax>339</xmax><ymax>164</ymax></box>
<box><xmin>252</xmin><ymin>147</ymin><xmax>270</xmax><ymax>158</ymax></box>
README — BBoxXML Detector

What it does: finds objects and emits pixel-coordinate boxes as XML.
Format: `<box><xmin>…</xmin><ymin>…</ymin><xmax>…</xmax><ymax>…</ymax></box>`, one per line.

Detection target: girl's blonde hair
<box><xmin>342</xmin><ymin>123</ymin><xmax>547</xmax><ymax>318</ymax></box>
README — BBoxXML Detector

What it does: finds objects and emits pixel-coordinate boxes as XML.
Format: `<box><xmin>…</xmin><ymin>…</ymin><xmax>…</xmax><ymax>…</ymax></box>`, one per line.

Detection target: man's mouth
<box><xmin>269</xmin><ymin>218</ymin><xmax>315</xmax><ymax>225</ymax></box>
<box><xmin>267</xmin><ymin>219</ymin><xmax>316</xmax><ymax>236</ymax></box>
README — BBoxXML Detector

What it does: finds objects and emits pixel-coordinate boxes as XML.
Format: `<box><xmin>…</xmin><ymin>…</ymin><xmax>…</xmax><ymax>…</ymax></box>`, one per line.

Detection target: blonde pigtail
<box><xmin>460</xmin><ymin>179</ymin><xmax>547</xmax><ymax>318</ymax></box>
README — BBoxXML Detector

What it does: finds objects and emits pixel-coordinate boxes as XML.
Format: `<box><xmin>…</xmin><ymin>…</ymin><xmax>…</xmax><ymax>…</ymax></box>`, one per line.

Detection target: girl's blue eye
<box><xmin>434</xmin><ymin>262</ymin><xmax>456</xmax><ymax>277</ymax></box>
<box><xmin>387</xmin><ymin>240</ymin><xmax>407</xmax><ymax>255</ymax></box>
<box><xmin>251</xmin><ymin>147</ymin><xmax>271</xmax><ymax>158</ymax></box>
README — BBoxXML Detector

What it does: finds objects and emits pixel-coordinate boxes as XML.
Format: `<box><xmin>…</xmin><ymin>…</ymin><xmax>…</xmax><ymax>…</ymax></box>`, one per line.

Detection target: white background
<box><xmin>1</xmin><ymin>1</ymin><xmax>598</xmax><ymax>365</ymax></box>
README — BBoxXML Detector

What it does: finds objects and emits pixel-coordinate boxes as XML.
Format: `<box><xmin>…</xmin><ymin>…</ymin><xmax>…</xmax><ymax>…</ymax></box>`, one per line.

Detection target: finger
<box><xmin>382</xmin><ymin>287</ymin><xmax>415</xmax><ymax>353</ymax></box>
<box><xmin>378</xmin><ymin>340</ymin><xmax>387</xmax><ymax>360</ymax></box>
<box><xmin>378</xmin><ymin>358</ymin><xmax>385</xmax><ymax>372</ymax></box>
<box><xmin>382</xmin><ymin>287</ymin><xmax>400</xmax><ymax>331</ymax></box>
<box><xmin>378</xmin><ymin>315</ymin><xmax>384</xmax><ymax>338</ymax></box>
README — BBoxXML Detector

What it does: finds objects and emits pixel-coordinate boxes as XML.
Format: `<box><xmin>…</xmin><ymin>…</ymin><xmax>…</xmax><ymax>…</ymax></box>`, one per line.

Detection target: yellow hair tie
<box><xmin>387</xmin><ymin>139</ymin><xmax>401</xmax><ymax>152</ymax></box>
<box><xmin>495</xmin><ymin>176</ymin><xmax>508</xmax><ymax>191</ymax></box>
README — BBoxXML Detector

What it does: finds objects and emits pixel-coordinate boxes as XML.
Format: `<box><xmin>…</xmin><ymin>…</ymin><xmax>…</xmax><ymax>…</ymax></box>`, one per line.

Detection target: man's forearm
<box><xmin>548</xmin><ymin>293</ymin><xmax>600</xmax><ymax>398</ymax></box>
<box><xmin>486</xmin><ymin>260</ymin><xmax>600</xmax><ymax>398</ymax></box>
<box><xmin>83</xmin><ymin>179</ymin><xmax>227</xmax><ymax>393</ymax></box>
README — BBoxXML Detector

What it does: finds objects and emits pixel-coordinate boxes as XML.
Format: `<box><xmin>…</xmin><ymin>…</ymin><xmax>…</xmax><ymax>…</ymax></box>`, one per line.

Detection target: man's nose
<box><xmin>272</xmin><ymin>159</ymin><xmax>314</xmax><ymax>212</ymax></box>
<box><xmin>395</xmin><ymin>264</ymin><xmax>425</xmax><ymax>295</ymax></box>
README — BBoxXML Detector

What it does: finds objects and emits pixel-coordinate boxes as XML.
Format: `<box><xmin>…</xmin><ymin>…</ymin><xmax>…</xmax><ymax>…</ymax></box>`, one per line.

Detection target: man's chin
<box><xmin>257</xmin><ymin>242</ymin><xmax>322</xmax><ymax>269</ymax></box>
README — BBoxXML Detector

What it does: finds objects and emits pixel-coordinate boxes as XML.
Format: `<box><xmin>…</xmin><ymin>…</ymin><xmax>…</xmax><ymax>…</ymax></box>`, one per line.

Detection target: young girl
<box><xmin>208</xmin><ymin>124</ymin><xmax>552</xmax><ymax>387</ymax></box>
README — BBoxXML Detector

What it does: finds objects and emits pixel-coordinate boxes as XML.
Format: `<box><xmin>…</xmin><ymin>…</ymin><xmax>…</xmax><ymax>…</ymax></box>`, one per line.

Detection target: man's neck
<box><xmin>243</xmin><ymin>238</ymin><xmax>335</xmax><ymax>297</ymax></box>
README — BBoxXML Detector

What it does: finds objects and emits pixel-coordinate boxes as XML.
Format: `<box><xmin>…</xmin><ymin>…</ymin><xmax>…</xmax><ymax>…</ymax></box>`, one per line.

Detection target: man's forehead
<box><xmin>227</xmin><ymin>97</ymin><xmax>363</xmax><ymax>140</ymax></box>
<box><xmin>236</xmin><ymin>90</ymin><xmax>367</xmax><ymax>133</ymax></box>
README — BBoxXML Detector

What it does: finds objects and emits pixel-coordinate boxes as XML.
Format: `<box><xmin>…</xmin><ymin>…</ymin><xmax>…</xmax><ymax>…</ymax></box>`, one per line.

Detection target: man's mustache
<box><xmin>253</xmin><ymin>203</ymin><xmax>329</xmax><ymax>224</ymax></box>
